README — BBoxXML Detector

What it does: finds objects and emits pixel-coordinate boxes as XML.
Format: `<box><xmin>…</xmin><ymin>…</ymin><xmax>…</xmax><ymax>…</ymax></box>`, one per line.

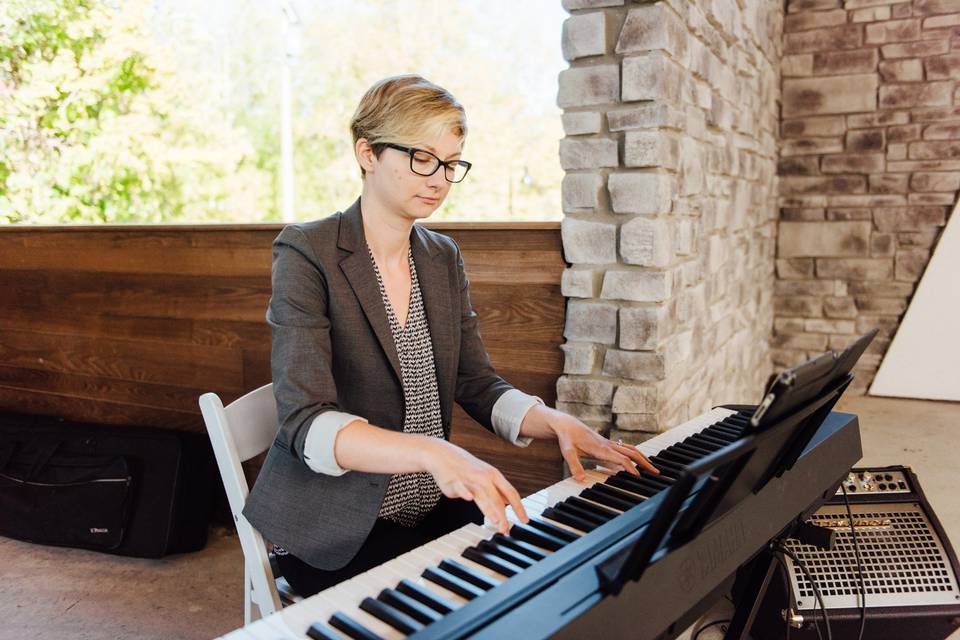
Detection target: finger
<box><xmin>473</xmin><ymin>486</ymin><xmax>510</xmax><ymax>535</ymax></box>
<box><xmin>493</xmin><ymin>472</ymin><xmax>528</xmax><ymax>524</ymax></box>
<box><xmin>561</xmin><ymin>445</ymin><xmax>586</xmax><ymax>482</ymax></box>
<box><xmin>616</xmin><ymin>443</ymin><xmax>660</xmax><ymax>474</ymax></box>
<box><xmin>598</xmin><ymin>447</ymin><xmax>640</xmax><ymax>476</ymax></box>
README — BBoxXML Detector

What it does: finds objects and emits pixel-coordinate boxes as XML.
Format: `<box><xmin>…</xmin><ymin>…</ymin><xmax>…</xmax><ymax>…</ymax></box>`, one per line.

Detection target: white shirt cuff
<box><xmin>303</xmin><ymin>411</ymin><xmax>368</xmax><ymax>475</ymax></box>
<box><xmin>491</xmin><ymin>389</ymin><xmax>540</xmax><ymax>448</ymax></box>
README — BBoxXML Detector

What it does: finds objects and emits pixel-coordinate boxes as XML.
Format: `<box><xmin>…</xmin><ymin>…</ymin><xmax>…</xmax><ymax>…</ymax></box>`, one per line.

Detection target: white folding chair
<box><xmin>199</xmin><ymin>383</ymin><xmax>302</xmax><ymax>624</ymax></box>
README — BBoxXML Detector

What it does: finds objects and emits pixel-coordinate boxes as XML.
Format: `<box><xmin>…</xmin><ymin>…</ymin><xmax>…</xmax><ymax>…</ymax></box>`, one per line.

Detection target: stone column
<box><xmin>557</xmin><ymin>0</ymin><xmax>781</xmax><ymax>444</ymax></box>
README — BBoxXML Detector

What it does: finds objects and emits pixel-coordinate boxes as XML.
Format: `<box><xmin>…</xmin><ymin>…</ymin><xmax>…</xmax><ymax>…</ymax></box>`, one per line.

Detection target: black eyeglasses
<box><xmin>384</xmin><ymin>143</ymin><xmax>472</xmax><ymax>183</ymax></box>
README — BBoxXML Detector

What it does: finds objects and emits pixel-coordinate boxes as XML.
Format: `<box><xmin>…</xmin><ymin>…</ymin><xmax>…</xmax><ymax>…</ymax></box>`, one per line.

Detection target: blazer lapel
<box><xmin>337</xmin><ymin>198</ymin><xmax>403</xmax><ymax>385</ymax></box>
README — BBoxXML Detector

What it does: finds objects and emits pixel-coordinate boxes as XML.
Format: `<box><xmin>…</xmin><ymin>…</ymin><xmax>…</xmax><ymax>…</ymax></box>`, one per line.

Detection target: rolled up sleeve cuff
<box><xmin>491</xmin><ymin>389</ymin><xmax>540</xmax><ymax>448</ymax></box>
<box><xmin>303</xmin><ymin>411</ymin><xmax>367</xmax><ymax>475</ymax></box>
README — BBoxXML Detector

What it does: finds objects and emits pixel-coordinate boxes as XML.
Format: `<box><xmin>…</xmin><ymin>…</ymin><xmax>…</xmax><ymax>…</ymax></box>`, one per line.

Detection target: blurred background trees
<box><xmin>0</xmin><ymin>0</ymin><xmax>565</xmax><ymax>224</ymax></box>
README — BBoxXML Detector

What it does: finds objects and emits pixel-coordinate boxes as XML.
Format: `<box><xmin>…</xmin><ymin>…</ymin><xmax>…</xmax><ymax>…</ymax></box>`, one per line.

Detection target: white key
<box><xmin>432</xmin><ymin>537</ymin><xmax>506</xmax><ymax>585</ymax></box>
<box><xmin>327</xmin><ymin>580</ymin><xmax>406</xmax><ymax>639</ymax></box>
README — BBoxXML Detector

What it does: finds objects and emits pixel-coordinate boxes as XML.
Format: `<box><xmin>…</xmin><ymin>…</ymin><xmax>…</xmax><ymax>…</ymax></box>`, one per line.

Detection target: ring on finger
<box><xmin>616</xmin><ymin>438</ymin><xmax>624</xmax><ymax>447</ymax></box>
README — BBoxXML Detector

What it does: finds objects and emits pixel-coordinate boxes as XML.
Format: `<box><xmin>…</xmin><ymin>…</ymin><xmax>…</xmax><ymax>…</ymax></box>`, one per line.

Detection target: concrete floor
<box><xmin>1</xmin><ymin>396</ymin><xmax>957</xmax><ymax>640</ymax></box>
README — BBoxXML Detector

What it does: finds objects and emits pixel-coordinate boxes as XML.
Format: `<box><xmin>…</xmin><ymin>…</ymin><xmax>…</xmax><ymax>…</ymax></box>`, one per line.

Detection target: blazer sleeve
<box><xmin>267</xmin><ymin>225</ymin><xmax>361</xmax><ymax>466</ymax></box>
<box><xmin>452</xmin><ymin>240</ymin><xmax>517</xmax><ymax>430</ymax></box>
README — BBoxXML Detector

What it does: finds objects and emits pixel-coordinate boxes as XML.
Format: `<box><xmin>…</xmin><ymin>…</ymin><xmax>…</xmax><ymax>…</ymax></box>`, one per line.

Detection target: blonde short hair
<box><xmin>350</xmin><ymin>74</ymin><xmax>467</xmax><ymax>179</ymax></box>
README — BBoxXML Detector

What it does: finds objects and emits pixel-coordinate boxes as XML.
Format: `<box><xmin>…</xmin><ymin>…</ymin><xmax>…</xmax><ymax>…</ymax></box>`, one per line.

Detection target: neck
<box><xmin>359</xmin><ymin>186</ymin><xmax>413</xmax><ymax>269</ymax></box>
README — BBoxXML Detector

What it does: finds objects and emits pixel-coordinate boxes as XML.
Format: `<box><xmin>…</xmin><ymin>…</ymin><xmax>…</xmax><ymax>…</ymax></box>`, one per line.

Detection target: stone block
<box><xmin>926</xmin><ymin>53</ymin><xmax>960</xmax><ymax>80</ymax></box>
<box><xmin>874</xmin><ymin>205</ymin><xmax>947</xmax><ymax>229</ymax></box>
<box><xmin>910</xmin><ymin>171</ymin><xmax>960</xmax><ymax>191</ymax></box>
<box><xmin>826</xmin><ymin>207</ymin><xmax>874</xmax><ymax>220</ymax></box>
<box><xmin>561</xmin><ymin>216</ymin><xmax>617</xmax><ymax>263</ymax></box>
<box><xmin>881</xmin><ymin>40</ymin><xmax>950</xmax><ymax>58</ymax></box>
<box><xmin>775</xmin><ymin>279</ymin><xmax>837</xmax><ymax>296</ymax></box>
<box><xmin>887</xmin><ymin>143</ymin><xmax>908</xmax><ymax>160</ymax></box>
<box><xmin>560</xmin><ymin>342</ymin><xmax>601</xmax><ymax>375</ymax></box>
<box><xmin>778</xmin><ymin>221</ymin><xmax>872</xmax><ymax>257</ymax></box>
<box><xmin>564</xmin><ymin>299</ymin><xmax>618</xmax><ymax>344</ymax></box>
<box><xmin>602</xmin><ymin>349</ymin><xmax>665</xmax><ymax>381</ymax></box>
<box><xmin>782</xmin><ymin>137</ymin><xmax>845</xmax><ymax>156</ymax></box>
<box><xmin>816</xmin><ymin>258</ymin><xmax>894</xmax><ymax>279</ymax></box>
<box><xmin>777</xmin><ymin>258</ymin><xmax>816</xmax><ymax>279</ymax></box>
<box><xmin>896</xmin><ymin>248</ymin><xmax>931</xmax><ymax>281</ymax></box>
<box><xmin>821</xmin><ymin>154</ymin><xmax>886</xmax><ymax>173</ymax></box>
<box><xmin>846</xmin><ymin>128</ymin><xmax>885</xmax><ymax>152</ymax></box>
<box><xmin>871</xmin><ymin>232</ymin><xmax>896</xmax><ymax>255</ymax></box>
<box><xmin>561</xmin><ymin>112</ymin><xmax>603</xmax><ymax>136</ymax></box>
<box><xmin>806</xmin><ymin>318</ymin><xmax>856</xmax><ymax>334</ymax></box>
<box><xmin>924</xmin><ymin>123</ymin><xmax>960</xmax><ymax>139</ymax></box>
<box><xmin>559</xmin><ymin>138</ymin><xmax>618</xmax><ymax>170</ymax></box>
<box><xmin>562</xmin><ymin>13</ymin><xmax>608</xmax><ymax>61</ymax></box>
<box><xmin>622</xmin><ymin>53</ymin><xmax>683</xmax><ymax>104</ymax></box>
<box><xmin>887</xmin><ymin>124</ymin><xmax>922</xmax><ymax>142</ymax></box>
<box><xmin>611</xmin><ymin>420</ymin><xmax>659</xmax><ymax>436</ymax></box>
<box><xmin>909</xmin><ymin>192</ymin><xmax>956</xmax><ymax>204</ymax></box>
<box><xmin>785</xmin><ymin>25</ymin><xmax>863</xmax><ymax>54</ymax></box>
<box><xmin>788</xmin><ymin>0</ymin><xmax>841</xmax><ymax>11</ymax></box>
<box><xmin>848</xmin><ymin>111</ymin><xmax>909</xmax><ymax>128</ymax></box>
<box><xmin>772</xmin><ymin>332</ymin><xmax>830</xmax><ymax>351</ymax></box>
<box><xmin>813</xmin><ymin>49</ymin><xmax>879</xmax><ymax>75</ymax></box>
<box><xmin>879</xmin><ymin>81</ymin><xmax>953</xmax><ymax>109</ymax></box>
<box><xmin>911</xmin><ymin>106</ymin><xmax>960</xmax><ymax>123</ymax></box>
<box><xmin>783</xmin><ymin>54</ymin><xmax>814</xmax><ymax>77</ymax></box>
<box><xmin>877</xmin><ymin>58</ymin><xmax>922</xmax><ymax>82</ymax></box>
<box><xmin>908</xmin><ymin>140</ymin><xmax>960</xmax><ymax>159</ymax></box>
<box><xmin>556</xmin><ymin>376</ymin><xmax>614</xmax><ymax>405</ymax></box>
<box><xmin>782</xmin><ymin>207</ymin><xmax>826</xmax><ymax>221</ymax></box>
<box><xmin>855</xmin><ymin>296</ymin><xmax>908</xmax><ymax>313</ymax></box>
<box><xmin>557</xmin><ymin>65</ymin><xmax>619</xmax><ymax>109</ymax></box>
<box><xmin>620</xmin><ymin>217</ymin><xmax>672</xmax><ymax>267</ymax></box>
<box><xmin>562</xmin><ymin>172</ymin><xmax>604</xmax><ymax>211</ymax></box>
<box><xmin>851</xmin><ymin>6</ymin><xmax>892</xmax><ymax>22</ymax></box>
<box><xmin>624</xmin><ymin>132</ymin><xmax>680</xmax><ymax>170</ymax></box>
<box><xmin>782</xmin><ymin>115</ymin><xmax>847</xmax><ymax>137</ymax></box>
<box><xmin>924</xmin><ymin>14</ymin><xmax>960</xmax><ymax>28</ymax></box>
<box><xmin>785</xmin><ymin>9</ymin><xmax>848</xmax><ymax>32</ymax></box>
<box><xmin>869</xmin><ymin>174</ymin><xmax>909</xmax><ymax>193</ymax></box>
<box><xmin>779</xmin><ymin>157</ymin><xmax>821</xmax><ymax>176</ymax></box>
<box><xmin>608</xmin><ymin>172</ymin><xmax>675</xmax><ymax>215</ymax></box>
<box><xmin>824</xmin><ymin>296</ymin><xmax>858</xmax><ymax>318</ymax></box>
<box><xmin>562</xmin><ymin>0</ymin><xmax>624</xmax><ymax>9</ymax></box>
<box><xmin>678</xmin><ymin>137</ymin><xmax>704</xmax><ymax>196</ymax></box>
<box><xmin>780</xmin><ymin>175</ymin><xmax>867</xmax><ymax>194</ymax></box>
<box><xmin>611</xmin><ymin>384</ymin><xmax>657</xmax><ymax>413</ymax></box>
<box><xmin>865</xmin><ymin>18</ymin><xmax>921</xmax><ymax>44</ymax></box>
<box><xmin>600</xmin><ymin>269</ymin><xmax>670</xmax><ymax>302</ymax></box>
<box><xmin>607</xmin><ymin>104</ymin><xmax>684</xmax><ymax>131</ymax></box>
<box><xmin>844</xmin><ymin>0</ymin><xmax>904</xmax><ymax>9</ymax></box>
<box><xmin>616</xmin><ymin>2</ymin><xmax>687</xmax><ymax>60</ymax></box>
<box><xmin>775</xmin><ymin>296</ymin><xmax>823</xmax><ymax>318</ymax></box>
<box><xmin>782</xmin><ymin>74</ymin><xmax>879</xmax><ymax>117</ymax></box>
<box><xmin>619</xmin><ymin>306</ymin><xmax>662</xmax><ymax>350</ymax></box>
<box><xmin>914</xmin><ymin>0</ymin><xmax>960</xmax><ymax>15</ymax></box>
<box><xmin>561</xmin><ymin>267</ymin><xmax>600</xmax><ymax>298</ymax></box>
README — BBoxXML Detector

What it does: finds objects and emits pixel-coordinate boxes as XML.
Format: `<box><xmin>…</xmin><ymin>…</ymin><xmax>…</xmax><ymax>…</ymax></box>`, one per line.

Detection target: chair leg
<box><xmin>244</xmin><ymin>565</ymin><xmax>254</xmax><ymax>625</ymax></box>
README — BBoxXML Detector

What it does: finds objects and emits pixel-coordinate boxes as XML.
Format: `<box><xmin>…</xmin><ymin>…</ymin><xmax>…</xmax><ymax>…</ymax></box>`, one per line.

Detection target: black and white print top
<box><xmin>369</xmin><ymin>244</ymin><xmax>446</xmax><ymax>527</ymax></box>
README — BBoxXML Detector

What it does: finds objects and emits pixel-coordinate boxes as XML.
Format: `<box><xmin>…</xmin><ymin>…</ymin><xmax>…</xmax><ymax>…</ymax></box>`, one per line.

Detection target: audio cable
<box><xmin>776</xmin><ymin>542</ymin><xmax>833</xmax><ymax>640</ymax></box>
<box><xmin>840</xmin><ymin>483</ymin><xmax>867</xmax><ymax>640</ymax></box>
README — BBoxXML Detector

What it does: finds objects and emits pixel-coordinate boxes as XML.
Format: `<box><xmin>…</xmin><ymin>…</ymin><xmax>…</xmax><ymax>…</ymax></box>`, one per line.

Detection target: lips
<box><xmin>418</xmin><ymin>196</ymin><xmax>439</xmax><ymax>205</ymax></box>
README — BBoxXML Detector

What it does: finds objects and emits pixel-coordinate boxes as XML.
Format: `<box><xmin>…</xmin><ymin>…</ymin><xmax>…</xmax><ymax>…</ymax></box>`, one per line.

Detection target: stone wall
<box><xmin>777</xmin><ymin>0</ymin><xmax>960</xmax><ymax>393</ymax></box>
<box><xmin>556</xmin><ymin>0</ymin><xmax>782</xmax><ymax>442</ymax></box>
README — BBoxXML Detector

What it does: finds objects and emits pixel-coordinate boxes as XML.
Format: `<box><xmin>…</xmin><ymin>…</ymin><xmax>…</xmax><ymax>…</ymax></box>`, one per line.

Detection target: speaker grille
<box><xmin>784</xmin><ymin>503</ymin><xmax>960</xmax><ymax>609</ymax></box>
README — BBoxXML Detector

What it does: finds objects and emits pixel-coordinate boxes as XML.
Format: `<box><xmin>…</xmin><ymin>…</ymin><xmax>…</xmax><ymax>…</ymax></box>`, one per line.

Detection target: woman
<box><xmin>243</xmin><ymin>74</ymin><xmax>657</xmax><ymax>597</ymax></box>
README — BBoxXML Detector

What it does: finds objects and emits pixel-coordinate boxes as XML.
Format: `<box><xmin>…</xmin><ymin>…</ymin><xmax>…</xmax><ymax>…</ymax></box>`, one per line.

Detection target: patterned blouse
<box><xmin>368</xmin><ymin>244</ymin><xmax>446</xmax><ymax>527</ymax></box>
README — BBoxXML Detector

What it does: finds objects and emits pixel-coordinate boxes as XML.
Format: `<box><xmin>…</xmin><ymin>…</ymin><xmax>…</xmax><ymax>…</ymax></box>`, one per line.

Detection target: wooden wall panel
<box><xmin>0</xmin><ymin>222</ymin><xmax>565</xmax><ymax>495</ymax></box>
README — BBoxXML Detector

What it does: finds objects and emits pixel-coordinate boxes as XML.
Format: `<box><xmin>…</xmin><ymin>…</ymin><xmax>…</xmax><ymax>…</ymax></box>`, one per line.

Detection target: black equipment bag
<box><xmin>0</xmin><ymin>412</ymin><xmax>216</xmax><ymax>558</ymax></box>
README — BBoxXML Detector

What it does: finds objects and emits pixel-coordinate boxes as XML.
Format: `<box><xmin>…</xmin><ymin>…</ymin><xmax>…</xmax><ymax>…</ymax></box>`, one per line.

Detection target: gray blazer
<box><xmin>243</xmin><ymin>196</ymin><xmax>515</xmax><ymax>569</ymax></box>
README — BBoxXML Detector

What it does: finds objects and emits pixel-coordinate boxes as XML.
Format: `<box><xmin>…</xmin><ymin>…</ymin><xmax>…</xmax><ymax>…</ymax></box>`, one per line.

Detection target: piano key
<box><xmin>581</xmin><ymin>487</ymin><xmax>637</xmax><ymax>511</ymax></box>
<box><xmin>328</xmin><ymin>612</ymin><xmax>383</xmax><ymax>640</ymax></box>
<box><xmin>606</xmin><ymin>474</ymin><xmax>659</xmax><ymax>497</ymax></box>
<box><xmin>509</xmin><ymin>523</ymin><xmax>566</xmax><ymax>551</ymax></box>
<box><xmin>431</xmin><ymin>539</ymin><xmax>506</xmax><ymax>587</ymax></box>
<box><xmin>438</xmin><ymin>558</ymin><xmax>500</xmax><ymax>591</ymax></box>
<box><xmin>306</xmin><ymin>622</ymin><xmax>342</xmax><ymax>640</ymax></box>
<box><xmin>554</xmin><ymin>500</ymin><xmax>608</xmax><ymax>525</ymax></box>
<box><xmin>687</xmin><ymin>433</ymin><xmax>727</xmax><ymax>449</ymax></box>
<box><xmin>565</xmin><ymin>496</ymin><xmax>619</xmax><ymax>520</ymax></box>
<box><xmin>527</xmin><ymin>517</ymin><xmax>581</xmax><ymax>543</ymax></box>
<box><xmin>647</xmin><ymin>458</ymin><xmax>684</xmax><ymax>478</ymax></box>
<box><xmin>325</xmin><ymin>583</ymin><xmax>405</xmax><ymax>640</ymax></box>
<box><xmin>476</xmin><ymin>539</ymin><xmax>532</xmax><ymax>569</ymax></box>
<box><xmin>462</xmin><ymin>546</ymin><xmax>523</xmax><ymax>577</ymax></box>
<box><xmin>671</xmin><ymin>441</ymin><xmax>714</xmax><ymax>457</ymax></box>
<box><xmin>377</xmin><ymin>588</ymin><xmax>442</xmax><ymax>625</ymax></box>
<box><xmin>396</xmin><ymin>579</ymin><xmax>457</xmax><ymax>615</ymax></box>
<box><xmin>422</xmin><ymin>566</ymin><xmax>486</xmax><ymax>600</ymax></box>
<box><xmin>657</xmin><ymin>448</ymin><xmax>698</xmax><ymax>465</ymax></box>
<box><xmin>541</xmin><ymin>507</ymin><xmax>597</xmax><ymax>532</ymax></box>
<box><xmin>637</xmin><ymin>469</ymin><xmax>672</xmax><ymax>487</ymax></box>
<box><xmin>359</xmin><ymin>596</ymin><xmax>423</xmax><ymax>635</ymax></box>
<box><xmin>491</xmin><ymin>532</ymin><xmax>548</xmax><ymax>561</ymax></box>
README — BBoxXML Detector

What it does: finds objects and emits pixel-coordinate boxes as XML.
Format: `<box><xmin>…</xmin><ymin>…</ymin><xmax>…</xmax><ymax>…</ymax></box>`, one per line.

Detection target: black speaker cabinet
<box><xmin>755</xmin><ymin>466</ymin><xmax>960</xmax><ymax>640</ymax></box>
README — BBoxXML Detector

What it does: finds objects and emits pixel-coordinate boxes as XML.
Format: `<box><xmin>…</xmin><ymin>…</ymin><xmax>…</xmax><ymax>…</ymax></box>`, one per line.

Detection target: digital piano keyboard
<box><xmin>219</xmin><ymin>406</ymin><xmax>861</xmax><ymax>640</ymax></box>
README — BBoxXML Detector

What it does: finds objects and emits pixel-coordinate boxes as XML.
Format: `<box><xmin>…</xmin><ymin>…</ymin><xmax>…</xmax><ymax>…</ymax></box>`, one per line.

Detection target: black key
<box><xmin>307</xmin><ymin>622</ymin><xmax>342</xmax><ymax>640</ymax></box>
<box><xmin>726</xmin><ymin>414</ymin><xmax>750</xmax><ymax>425</ymax></box>
<box><xmin>702</xmin><ymin>428</ymin><xmax>736</xmax><ymax>443</ymax></box>
<box><xmin>396</xmin><ymin>579</ymin><xmax>456</xmax><ymax>615</ymax></box>
<box><xmin>720</xmin><ymin>421</ymin><xmax>746</xmax><ymax>434</ymax></box>
<box><xmin>439</xmin><ymin>558</ymin><xmax>500</xmax><ymax>591</ymax></box>
<box><xmin>378</xmin><ymin>588</ymin><xmax>442</xmax><ymax>625</ymax></box>
<box><xmin>591</xmin><ymin>482</ymin><xmax>644</xmax><ymax>503</ymax></box>
<box><xmin>659</xmin><ymin>448</ymin><xmax>698</xmax><ymax>465</ymax></box>
<box><xmin>478</xmin><ymin>539</ymin><xmax>533</xmax><ymax>569</ymax></box>
<box><xmin>607</xmin><ymin>474</ymin><xmax>657</xmax><ymax>497</ymax></box>
<box><xmin>711</xmin><ymin>423</ymin><xmax>741</xmax><ymax>437</ymax></box>
<box><xmin>638</xmin><ymin>469</ymin><xmax>672</xmax><ymax>487</ymax></box>
<box><xmin>542</xmin><ymin>506</ymin><xmax>598</xmax><ymax>532</ymax></box>
<box><xmin>360</xmin><ymin>596</ymin><xmax>423</xmax><ymax>634</ymax></box>
<box><xmin>556</xmin><ymin>500</ymin><xmax>609</xmax><ymax>524</ymax></box>
<box><xmin>582</xmin><ymin>486</ymin><xmax>635</xmax><ymax>511</ymax></box>
<box><xmin>423</xmin><ymin>566</ymin><xmax>485</xmax><ymax>600</ymax></box>
<box><xmin>567</xmin><ymin>496</ymin><xmax>619</xmax><ymax>519</ymax></box>
<box><xmin>647</xmin><ymin>461</ymin><xmax>682</xmax><ymax>480</ymax></box>
<box><xmin>614</xmin><ymin>471</ymin><xmax>670</xmax><ymax>495</ymax></box>
<box><xmin>528</xmin><ymin>517</ymin><xmax>581</xmax><ymax>542</ymax></box>
<box><xmin>509</xmin><ymin>523</ymin><xmax>566</xmax><ymax>551</ymax></box>
<box><xmin>463</xmin><ymin>547</ymin><xmax>523</xmax><ymax>577</ymax></box>
<box><xmin>329</xmin><ymin>612</ymin><xmax>382</xmax><ymax>640</ymax></box>
<box><xmin>673</xmin><ymin>441</ymin><xmax>713</xmax><ymax>457</ymax></box>
<box><xmin>688</xmin><ymin>434</ymin><xmax>726</xmax><ymax>450</ymax></box>
<box><xmin>491</xmin><ymin>533</ymin><xmax>547</xmax><ymax>561</ymax></box>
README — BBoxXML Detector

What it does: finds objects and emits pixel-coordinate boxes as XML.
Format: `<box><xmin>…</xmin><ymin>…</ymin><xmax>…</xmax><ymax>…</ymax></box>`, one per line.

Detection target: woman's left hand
<box><xmin>521</xmin><ymin>405</ymin><xmax>660</xmax><ymax>482</ymax></box>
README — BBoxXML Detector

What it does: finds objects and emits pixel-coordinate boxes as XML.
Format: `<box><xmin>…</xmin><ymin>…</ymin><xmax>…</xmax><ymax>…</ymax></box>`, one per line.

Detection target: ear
<box><xmin>355</xmin><ymin>138</ymin><xmax>376</xmax><ymax>175</ymax></box>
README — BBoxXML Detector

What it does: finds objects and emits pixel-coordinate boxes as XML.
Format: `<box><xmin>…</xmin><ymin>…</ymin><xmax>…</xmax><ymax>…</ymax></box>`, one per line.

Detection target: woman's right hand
<box><xmin>421</xmin><ymin>439</ymin><xmax>528</xmax><ymax>535</ymax></box>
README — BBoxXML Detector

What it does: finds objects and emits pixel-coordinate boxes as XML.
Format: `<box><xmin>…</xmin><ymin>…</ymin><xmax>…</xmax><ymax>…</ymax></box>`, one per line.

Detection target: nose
<box><xmin>426</xmin><ymin>165</ymin><xmax>447</xmax><ymax>190</ymax></box>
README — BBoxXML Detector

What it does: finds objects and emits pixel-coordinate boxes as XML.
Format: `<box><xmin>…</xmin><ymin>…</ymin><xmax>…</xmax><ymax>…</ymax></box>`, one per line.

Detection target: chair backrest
<box><xmin>199</xmin><ymin>384</ymin><xmax>283</xmax><ymax>619</ymax></box>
